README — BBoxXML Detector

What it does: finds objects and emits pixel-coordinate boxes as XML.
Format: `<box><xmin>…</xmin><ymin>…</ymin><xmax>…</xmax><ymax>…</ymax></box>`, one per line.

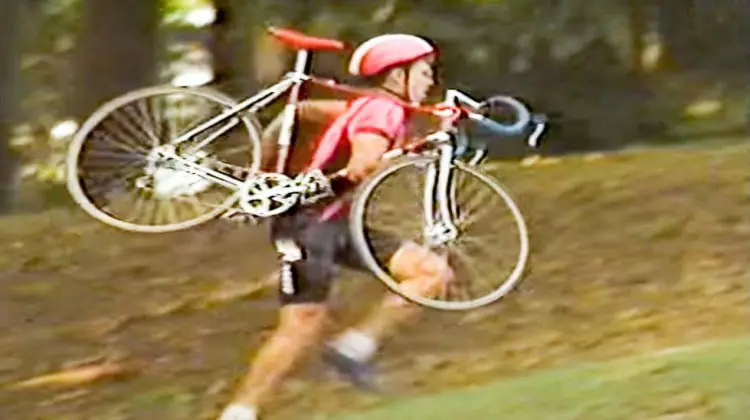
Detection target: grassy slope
<box><xmin>335</xmin><ymin>336</ymin><xmax>750</xmax><ymax>420</ymax></box>
<box><xmin>0</xmin><ymin>142</ymin><xmax>747</xmax><ymax>419</ymax></box>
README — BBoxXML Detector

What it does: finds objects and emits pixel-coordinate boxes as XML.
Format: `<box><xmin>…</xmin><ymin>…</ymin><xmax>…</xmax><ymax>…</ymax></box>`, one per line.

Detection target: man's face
<box><xmin>406</xmin><ymin>56</ymin><xmax>436</xmax><ymax>104</ymax></box>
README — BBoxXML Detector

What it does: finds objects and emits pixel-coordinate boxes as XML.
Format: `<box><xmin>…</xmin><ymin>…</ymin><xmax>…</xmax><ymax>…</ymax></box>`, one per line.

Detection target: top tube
<box><xmin>305</xmin><ymin>77</ymin><xmax>532</xmax><ymax>133</ymax></box>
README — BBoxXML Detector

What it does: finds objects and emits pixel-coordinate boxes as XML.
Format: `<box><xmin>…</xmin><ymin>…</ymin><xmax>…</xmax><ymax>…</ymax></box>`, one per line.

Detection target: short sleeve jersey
<box><xmin>307</xmin><ymin>95</ymin><xmax>409</xmax><ymax>220</ymax></box>
<box><xmin>308</xmin><ymin>96</ymin><xmax>407</xmax><ymax>171</ymax></box>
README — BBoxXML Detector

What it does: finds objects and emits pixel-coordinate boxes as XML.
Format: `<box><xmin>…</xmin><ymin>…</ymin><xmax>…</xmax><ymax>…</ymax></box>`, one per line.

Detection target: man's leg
<box><xmin>219</xmin><ymin>303</ymin><xmax>328</xmax><ymax>420</ymax></box>
<box><xmin>219</xmin><ymin>224</ymin><xmax>339</xmax><ymax>419</ymax></box>
<box><xmin>325</xmin><ymin>242</ymin><xmax>453</xmax><ymax>382</ymax></box>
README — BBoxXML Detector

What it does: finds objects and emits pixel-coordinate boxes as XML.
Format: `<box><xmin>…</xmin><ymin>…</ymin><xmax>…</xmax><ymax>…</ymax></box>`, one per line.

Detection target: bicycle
<box><xmin>66</xmin><ymin>27</ymin><xmax>547</xmax><ymax>311</ymax></box>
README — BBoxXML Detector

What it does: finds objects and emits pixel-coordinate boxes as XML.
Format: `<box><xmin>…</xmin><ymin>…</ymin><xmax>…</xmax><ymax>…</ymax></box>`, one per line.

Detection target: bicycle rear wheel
<box><xmin>66</xmin><ymin>85</ymin><xmax>262</xmax><ymax>233</ymax></box>
<box><xmin>350</xmin><ymin>157</ymin><xmax>529</xmax><ymax>311</ymax></box>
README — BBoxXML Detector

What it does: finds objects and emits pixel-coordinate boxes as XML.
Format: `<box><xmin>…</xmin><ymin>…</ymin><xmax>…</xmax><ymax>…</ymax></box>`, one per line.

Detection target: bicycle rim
<box><xmin>350</xmin><ymin>157</ymin><xmax>530</xmax><ymax>311</ymax></box>
<box><xmin>66</xmin><ymin>84</ymin><xmax>262</xmax><ymax>233</ymax></box>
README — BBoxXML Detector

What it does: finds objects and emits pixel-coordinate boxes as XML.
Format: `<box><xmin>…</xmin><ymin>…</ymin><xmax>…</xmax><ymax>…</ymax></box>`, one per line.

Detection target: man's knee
<box><xmin>277</xmin><ymin>303</ymin><xmax>328</xmax><ymax>340</ymax></box>
<box><xmin>388</xmin><ymin>242</ymin><xmax>454</xmax><ymax>283</ymax></box>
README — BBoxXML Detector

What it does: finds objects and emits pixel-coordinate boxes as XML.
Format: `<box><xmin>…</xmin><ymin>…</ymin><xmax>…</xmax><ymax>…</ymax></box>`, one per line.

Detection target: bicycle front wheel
<box><xmin>66</xmin><ymin>85</ymin><xmax>262</xmax><ymax>233</ymax></box>
<box><xmin>350</xmin><ymin>157</ymin><xmax>529</xmax><ymax>311</ymax></box>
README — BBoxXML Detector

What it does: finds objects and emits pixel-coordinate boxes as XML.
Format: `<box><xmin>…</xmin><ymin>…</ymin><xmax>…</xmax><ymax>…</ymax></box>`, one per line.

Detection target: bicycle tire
<box><xmin>349</xmin><ymin>156</ymin><xmax>530</xmax><ymax>311</ymax></box>
<box><xmin>66</xmin><ymin>84</ymin><xmax>262</xmax><ymax>233</ymax></box>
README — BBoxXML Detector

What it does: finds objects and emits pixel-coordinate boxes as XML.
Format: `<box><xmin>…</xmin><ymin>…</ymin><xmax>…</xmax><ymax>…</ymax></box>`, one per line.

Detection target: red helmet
<box><xmin>348</xmin><ymin>34</ymin><xmax>436</xmax><ymax>77</ymax></box>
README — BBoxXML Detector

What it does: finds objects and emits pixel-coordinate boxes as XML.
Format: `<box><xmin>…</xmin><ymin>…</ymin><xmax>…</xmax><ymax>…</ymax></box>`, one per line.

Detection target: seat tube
<box><xmin>275</xmin><ymin>49</ymin><xmax>311</xmax><ymax>174</ymax></box>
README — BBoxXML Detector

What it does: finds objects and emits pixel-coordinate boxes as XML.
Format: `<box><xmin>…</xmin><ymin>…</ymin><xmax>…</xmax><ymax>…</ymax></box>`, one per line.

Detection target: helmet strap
<box><xmin>381</xmin><ymin>85</ymin><xmax>406</xmax><ymax>100</ymax></box>
<box><xmin>404</xmin><ymin>65</ymin><xmax>420</xmax><ymax>105</ymax></box>
<box><xmin>379</xmin><ymin>64</ymin><xmax>415</xmax><ymax>102</ymax></box>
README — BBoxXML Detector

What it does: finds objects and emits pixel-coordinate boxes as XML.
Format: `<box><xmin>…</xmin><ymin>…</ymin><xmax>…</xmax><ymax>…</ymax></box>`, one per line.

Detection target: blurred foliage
<box><xmin>3</xmin><ymin>0</ymin><xmax>749</xmax><ymax>211</ymax></box>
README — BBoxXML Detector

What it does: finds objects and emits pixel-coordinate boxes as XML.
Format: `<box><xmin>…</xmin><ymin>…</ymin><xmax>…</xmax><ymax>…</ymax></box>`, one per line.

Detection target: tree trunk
<box><xmin>626</xmin><ymin>0</ymin><xmax>647</xmax><ymax>73</ymax></box>
<box><xmin>209</xmin><ymin>0</ymin><xmax>256</xmax><ymax>97</ymax></box>
<box><xmin>71</xmin><ymin>0</ymin><xmax>159</xmax><ymax>119</ymax></box>
<box><xmin>0</xmin><ymin>0</ymin><xmax>24</xmax><ymax>213</ymax></box>
<box><xmin>656</xmin><ymin>0</ymin><xmax>698</xmax><ymax>70</ymax></box>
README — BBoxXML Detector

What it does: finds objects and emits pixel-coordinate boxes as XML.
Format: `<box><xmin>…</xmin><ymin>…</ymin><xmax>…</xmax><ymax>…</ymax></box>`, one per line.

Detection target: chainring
<box><xmin>238</xmin><ymin>172</ymin><xmax>299</xmax><ymax>217</ymax></box>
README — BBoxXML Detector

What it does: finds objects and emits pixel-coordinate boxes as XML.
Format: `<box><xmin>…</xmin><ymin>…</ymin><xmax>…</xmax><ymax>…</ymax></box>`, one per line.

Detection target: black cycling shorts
<box><xmin>269</xmin><ymin>208</ymin><xmax>402</xmax><ymax>305</ymax></box>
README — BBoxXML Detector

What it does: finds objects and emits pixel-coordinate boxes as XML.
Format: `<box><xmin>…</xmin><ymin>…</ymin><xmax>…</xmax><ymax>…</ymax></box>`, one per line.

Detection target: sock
<box><xmin>330</xmin><ymin>329</ymin><xmax>378</xmax><ymax>362</ymax></box>
<box><xmin>219</xmin><ymin>404</ymin><xmax>258</xmax><ymax>420</ymax></box>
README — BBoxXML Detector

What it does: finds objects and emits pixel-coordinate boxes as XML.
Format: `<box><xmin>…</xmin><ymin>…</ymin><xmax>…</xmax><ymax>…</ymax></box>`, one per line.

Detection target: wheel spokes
<box><xmin>70</xmin><ymin>87</ymin><xmax>260</xmax><ymax>232</ymax></box>
<box><xmin>357</xmin><ymin>160</ymin><xmax>528</xmax><ymax>310</ymax></box>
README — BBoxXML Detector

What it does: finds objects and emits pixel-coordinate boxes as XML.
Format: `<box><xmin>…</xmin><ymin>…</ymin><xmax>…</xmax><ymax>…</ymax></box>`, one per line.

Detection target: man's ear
<box><xmin>388</xmin><ymin>67</ymin><xmax>406</xmax><ymax>84</ymax></box>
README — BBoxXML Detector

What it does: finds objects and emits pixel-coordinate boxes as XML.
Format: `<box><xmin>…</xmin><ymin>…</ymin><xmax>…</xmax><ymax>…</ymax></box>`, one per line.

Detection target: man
<box><xmin>219</xmin><ymin>34</ymin><xmax>454</xmax><ymax>420</ymax></box>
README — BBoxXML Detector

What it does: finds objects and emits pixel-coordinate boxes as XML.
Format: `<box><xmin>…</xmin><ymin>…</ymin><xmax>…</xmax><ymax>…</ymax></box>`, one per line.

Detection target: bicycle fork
<box><xmin>423</xmin><ymin>142</ymin><xmax>460</xmax><ymax>247</ymax></box>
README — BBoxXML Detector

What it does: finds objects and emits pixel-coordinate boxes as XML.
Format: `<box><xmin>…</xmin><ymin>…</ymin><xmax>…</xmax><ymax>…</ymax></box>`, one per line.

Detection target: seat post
<box><xmin>287</xmin><ymin>49</ymin><xmax>310</xmax><ymax>108</ymax></box>
<box><xmin>293</xmin><ymin>49</ymin><xmax>311</xmax><ymax>75</ymax></box>
<box><xmin>275</xmin><ymin>49</ymin><xmax>311</xmax><ymax>174</ymax></box>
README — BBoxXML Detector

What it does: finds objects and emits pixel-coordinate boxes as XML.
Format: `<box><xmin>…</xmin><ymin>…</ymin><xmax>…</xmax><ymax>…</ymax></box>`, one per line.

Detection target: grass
<box><xmin>0</xmin><ymin>141</ymin><xmax>747</xmax><ymax>419</ymax></box>
<box><xmin>335</xmin><ymin>336</ymin><xmax>750</xmax><ymax>420</ymax></box>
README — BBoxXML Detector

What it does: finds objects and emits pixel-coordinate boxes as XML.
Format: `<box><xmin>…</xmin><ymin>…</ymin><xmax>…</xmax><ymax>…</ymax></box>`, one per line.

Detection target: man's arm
<box><xmin>260</xmin><ymin>99</ymin><xmax>348</xmax><ymax>171</ymax></box>
<box><xmin>324</xmin><ymin>132</ymin><xmax>389</xmax><ymax>195</ymax></box>
<box><xmin>343</xmin><ymin>133</ymin><xmax>390</xmax><ymax>182</ymax></box>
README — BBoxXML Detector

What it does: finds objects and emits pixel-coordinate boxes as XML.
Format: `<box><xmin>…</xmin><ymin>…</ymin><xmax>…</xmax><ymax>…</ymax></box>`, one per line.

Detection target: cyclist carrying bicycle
<box><xmin>218</xmin><ymin>34</ymin><xmax>455</xmax><ymax>420</ymax></box>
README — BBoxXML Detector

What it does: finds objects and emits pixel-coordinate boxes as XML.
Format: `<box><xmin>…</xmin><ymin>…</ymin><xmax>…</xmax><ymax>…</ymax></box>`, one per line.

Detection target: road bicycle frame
<box><xmin>418</xmin><ymin>93</ymin><xmax>486</xmax><ymax>246</ymax></box>
<box><xmin>148</xmin><ymin>46</ymin><xmax>544</xmax><ymax>231</ymax></box>
<box><xmin>165</xmin><ymin>49</ymin><xmax>313</xmax><ymax>177</ymax></box>
<box><xmin>393</xmin><ymin>90</ymin><xmax>544</xmax><ymax>246</ymax></box>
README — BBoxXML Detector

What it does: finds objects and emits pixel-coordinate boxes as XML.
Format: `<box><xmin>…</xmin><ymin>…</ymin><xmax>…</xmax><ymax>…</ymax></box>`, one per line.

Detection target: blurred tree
<box><xmin>209</xmin><ymin>0</ymin><xmax>257</xmax><ymax>96</ymax></box>
<box><xmin>656</xmin><ymin>0</ymin><xmax>698</xmax><ymax>70</ymax></box>
<box><xmin>0</xmin><ymin>0</ymin><xmax>25</xmax><ymax>213</ymax></box>
<box><xmin>0</xmin><ymin>0</ymin><xmax>745</xmax><ymax>212</ymax></box>
<box><xmin>626</xmin><ymin>0</ymin><xmax>647</xmax><ymax>73</ymax></box>
<box><xmin>70</xmin><ymin>0</ymin><xmax>160</xmax><ymax>119</ymax></box>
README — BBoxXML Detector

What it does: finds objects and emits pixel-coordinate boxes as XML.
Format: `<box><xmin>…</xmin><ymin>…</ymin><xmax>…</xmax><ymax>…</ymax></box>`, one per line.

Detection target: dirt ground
<box><xmin>0</xmin><ymin>144</ymin><xmax>747</xmax><ymax>419</ymax></box>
